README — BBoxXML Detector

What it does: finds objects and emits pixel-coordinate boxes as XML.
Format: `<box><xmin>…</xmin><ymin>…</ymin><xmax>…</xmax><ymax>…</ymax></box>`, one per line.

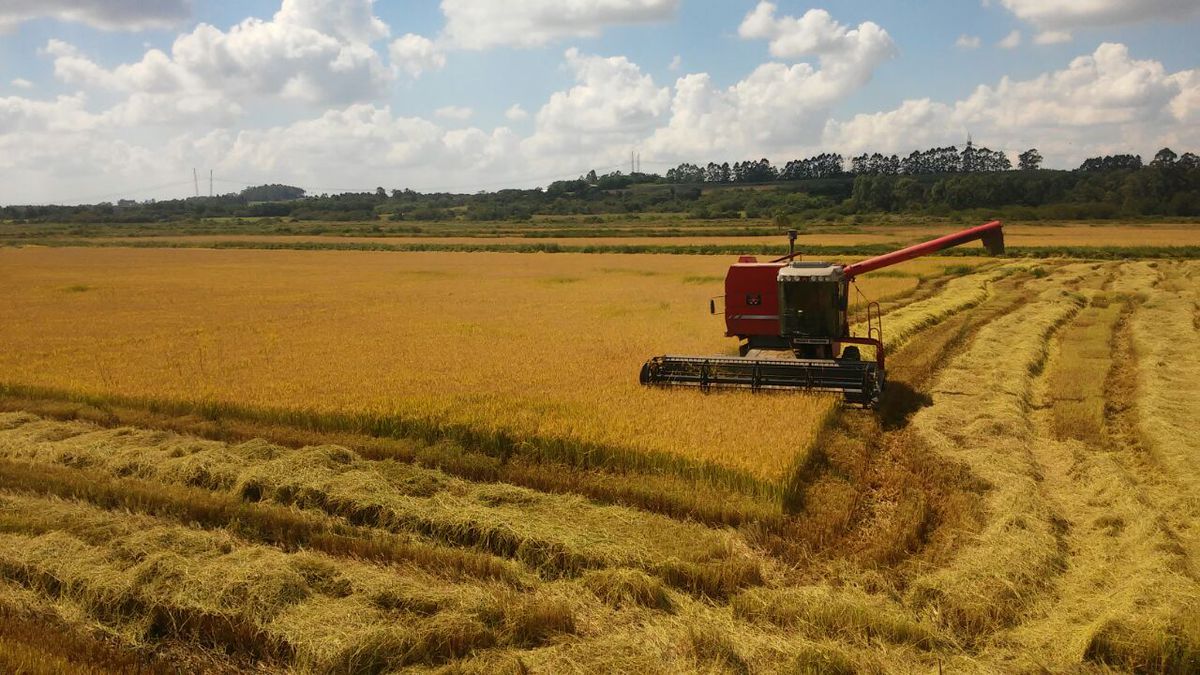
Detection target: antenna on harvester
<box><xmin>193</xmin><ymin>168</ymin><xmax>199</xmax><ymax>197</ymax></box>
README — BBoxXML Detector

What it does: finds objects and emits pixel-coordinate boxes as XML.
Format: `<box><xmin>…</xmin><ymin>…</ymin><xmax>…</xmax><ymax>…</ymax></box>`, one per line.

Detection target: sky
<box><xmin>0</xmin><ymin>0</ymin><xmax>1197</xmax><ymax>204</ymax></box>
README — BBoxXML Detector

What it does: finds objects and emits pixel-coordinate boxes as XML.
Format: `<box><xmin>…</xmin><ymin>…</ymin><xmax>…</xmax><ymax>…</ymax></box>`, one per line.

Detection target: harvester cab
<box><xmin>640</xmin><ymin>220</ymin><xmax>1005</xmax><ymax>407</ymax></box>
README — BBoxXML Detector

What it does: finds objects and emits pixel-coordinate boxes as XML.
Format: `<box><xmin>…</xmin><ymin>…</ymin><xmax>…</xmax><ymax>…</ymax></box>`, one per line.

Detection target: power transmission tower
<box><xmin>193</xmin><ymin>168</ymin><xmax>199</xmax><ymax>197</ymax></box>
<box><xmin>209</xmin><ymin>169</ymin><xmax>213</xmax><ymax>198</ymax></box>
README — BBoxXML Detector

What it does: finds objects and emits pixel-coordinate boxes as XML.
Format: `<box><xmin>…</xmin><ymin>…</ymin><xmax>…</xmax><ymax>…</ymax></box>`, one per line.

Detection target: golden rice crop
<box><xmin>0</xmin><ymin>248</ymin><xmax>967</xmax><ymax>491</ymax></box>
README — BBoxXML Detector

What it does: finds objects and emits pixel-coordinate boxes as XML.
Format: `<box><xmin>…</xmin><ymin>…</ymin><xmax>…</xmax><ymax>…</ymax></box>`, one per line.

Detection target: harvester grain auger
<box><xmin>639</xmin><ymin>220</ymin><xmax>1005</xmax><ymax>407</ymax></box>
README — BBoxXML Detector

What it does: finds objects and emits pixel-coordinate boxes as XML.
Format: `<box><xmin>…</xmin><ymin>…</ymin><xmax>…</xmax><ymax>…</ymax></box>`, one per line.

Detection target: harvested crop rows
<box><xmin>0</xmin><ymin>252</ymin><xmax>1197</xmax><ymax>672</ymax></box>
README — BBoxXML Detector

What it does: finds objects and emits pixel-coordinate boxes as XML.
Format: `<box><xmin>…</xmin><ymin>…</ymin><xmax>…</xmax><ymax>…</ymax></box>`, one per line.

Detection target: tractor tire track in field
<box><xmin>776</xmin><ymin>266</ymin><xmax>1043</xmax><ymax>569</ymax></box>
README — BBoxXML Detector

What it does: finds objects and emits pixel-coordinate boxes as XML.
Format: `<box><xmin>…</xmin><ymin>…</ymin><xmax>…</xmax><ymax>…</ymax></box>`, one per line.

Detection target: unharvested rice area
<box><xmin>0</xmin><ymin>248</ymin><xmax>966</xmax><ymax>493</ymax></box>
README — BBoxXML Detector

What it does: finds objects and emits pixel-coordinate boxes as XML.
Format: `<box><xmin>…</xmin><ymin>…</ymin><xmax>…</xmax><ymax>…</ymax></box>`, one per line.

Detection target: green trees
<box><xmin>240</xmin><ymin>184</ymin><xmax>306</xmax><ymax>202</ymax></box>
<box><xmin>1018</xmin><ymin>149</ymin><xmax>1043</xmax><ymax>171</ymax></box>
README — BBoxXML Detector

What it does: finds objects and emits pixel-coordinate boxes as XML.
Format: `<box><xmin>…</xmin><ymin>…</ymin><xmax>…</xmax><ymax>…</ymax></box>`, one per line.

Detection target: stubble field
<box><xmin>0</xmin><ymin>243</ymin><xmax>1196</xmax><ymax>673</ymax></box>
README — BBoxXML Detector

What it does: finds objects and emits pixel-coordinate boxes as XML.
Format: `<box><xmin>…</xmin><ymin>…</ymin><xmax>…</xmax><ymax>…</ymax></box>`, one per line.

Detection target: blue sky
<box><xmin>0</xmin><ymin>0</ymin><xmax>1197</xmax><ymax>203</ymax></box>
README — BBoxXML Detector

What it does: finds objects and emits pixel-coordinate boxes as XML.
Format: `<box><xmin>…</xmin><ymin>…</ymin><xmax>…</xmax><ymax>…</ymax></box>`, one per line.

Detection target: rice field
<box><xmin>0</xmin><ymin>244</ymin><xmax>1197</xmax><ymax>672</ymax></box>
<box><xmin>0</xmin><ymin>248</ymin><xmax>984</xmax><ymax>498</ymax></box>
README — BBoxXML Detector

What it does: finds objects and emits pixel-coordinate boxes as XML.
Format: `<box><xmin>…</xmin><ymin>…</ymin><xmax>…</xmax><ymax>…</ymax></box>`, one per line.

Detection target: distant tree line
<box><xmin>3</xmin><ymin>147</ymin><xmax>1199</xmax><ymax>224</ymax></box>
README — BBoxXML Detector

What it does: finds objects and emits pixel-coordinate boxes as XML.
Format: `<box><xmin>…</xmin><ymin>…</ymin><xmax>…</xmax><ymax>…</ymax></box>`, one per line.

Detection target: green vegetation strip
<box><xmin>3</xmin><ymin>237</ymin><xmax>1199</xmax><ymax>259</ymax></box>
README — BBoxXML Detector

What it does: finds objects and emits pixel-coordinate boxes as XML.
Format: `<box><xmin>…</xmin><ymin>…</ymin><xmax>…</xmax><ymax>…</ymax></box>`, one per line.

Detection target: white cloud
<box><xmin>1034</xmin><ymin>30</ymin><xmax>1072</xmax><ymax>45</ymax></box>
<box><xmin>525</xmin><ymin>48</ymin><xmax>670</xmax><ymax>159</ymax></box>
<box><xmin>435</xmin><ymin>105</ymin><xmax>473</xmax><ymax>121</ymax></box>
<box><xmin>42</xmin><ymin>0</ymin><xmax>392</xmax><ymax>108</ymax></box>
<box><xmin>824</xmin><ymin>43</ymin><xmax>1199</xmax><ymax>167</ymax></box>
<box><xmin>505</xmin><ymin>104</ymin><xmax>529</xmax><ymax>121</ymax></box>
<box><xmin>640</xmin><ymin>5</ymin><xmax>895</xmax><ymax>160</ymax></box>
<box><xmin>441</xmin><ymin>0</ymin><xmax>679</xmax><ymax>49</ymax></box>
<box><xmin>997</xmin><ymin>0</ymin><xmax>1199</xmax><ymax>30</ymax></box>
<box><xmin>956</xmin><ymin>34</ymin><xmax>981</xmax><ymax>49</ymax></box>
<box><xmin>207</xmin><ymin>104</ymin><xmax>520</xmax><ymax>190</ymax></box>
<box><xmin>998</xmin><ymin>30</ymin><xmax>1022</xmax><ymax>49</ymax></box>
<box><xmin>738</xmin><ymin>3</ymin><xmax>896</xmax><ymax>68</ymax></box>
<box><xmin>273</xmin><ymin>0</ymin><xmax>388</xmax><ymax>43</ymax></box>
<box><xmin>10</xmin><ymin>78</ymin><xmax>33</xmax><ymax>89</ymax></box>
<box><xmin>0</xmin><ymin>93</ymin><xmax>97</xmax><ymax>135</ymax></box>
<box><xmin>389</xmin><ymin>33</ymin><xmax>445</xmax><ymax>78</ymax></box>
<box><xmin>0</xmin><ymin>0</ymin><xmax>189</xmax><ymax>32</ymax></box>
<box><xmin>668</xmin><ymin>55</ymin><xmax>682</xmax><ymax>71</ymax></box>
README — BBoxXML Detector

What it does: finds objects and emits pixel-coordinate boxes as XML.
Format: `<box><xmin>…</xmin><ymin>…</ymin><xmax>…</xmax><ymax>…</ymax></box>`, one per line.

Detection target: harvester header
<box><xmin>639</xmin><ymin>220</ymin><xmax>1006</xmax><ymax>406</ymax></box>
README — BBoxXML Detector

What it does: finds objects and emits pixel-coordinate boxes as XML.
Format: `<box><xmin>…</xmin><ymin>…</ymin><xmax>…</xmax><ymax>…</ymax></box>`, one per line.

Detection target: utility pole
<box><xmin>193</xmin><ymin>168</ymin><xmax>199</xmax><ymax>197</ymax></box>
<box><xmin>209</xmin><ymin>169</ymin><xmax>213</xmax><ymax>197</ymax></box>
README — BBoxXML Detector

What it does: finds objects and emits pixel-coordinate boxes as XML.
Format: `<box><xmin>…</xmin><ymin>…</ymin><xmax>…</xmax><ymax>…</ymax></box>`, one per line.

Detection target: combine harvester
<box><xmin>640</xmin><ymin>220</ymin><xmax>1005</xmax><ymax>407</ymax></box>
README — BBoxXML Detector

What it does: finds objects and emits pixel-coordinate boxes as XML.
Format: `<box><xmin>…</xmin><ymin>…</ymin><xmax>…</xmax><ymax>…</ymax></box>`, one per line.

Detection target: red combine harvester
<box><xmin>639</xmin><ymin>220</ymin><xmax>1005</xmax><ymax>407</ymax></box>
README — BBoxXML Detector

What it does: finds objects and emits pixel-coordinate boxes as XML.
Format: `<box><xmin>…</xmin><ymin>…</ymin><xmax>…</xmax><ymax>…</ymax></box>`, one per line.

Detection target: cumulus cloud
<box><xmin>824</xmin><ymin>43</ymin><xmax>1199</xmax><ymax>166</ymax></box>
<box><xmin>668</xmin><ymin>55</ymin><xmax>682</xmax><ymax>71</ymax></box>
<box><xmin>10</xmin><ymin>78</ymin><xmax>33</xmax><ymax>89</ymax></box>
<box><xmin>505</xmin><ymin>104</ymin><xmax>529</xmax><ymax>121</ymax></box>
<box><xmin>641</xmin><ymin>4</ymin><xmax>895</xmax><ymax>160</ymax></box>
<box><xmin>273</xmin><ymin>0</ymin><xmax>388</xmax><ymax>43</ymax></box>
<box><xmin>0</xmin><ymin>93</ymin><xmax>97</xmax><ymax>135</ymax></box>
<box><xmin>956</xmin><ymin>34</ymin><xmax>982</xmax><ymax>49</ymax></box>
<box><xmin>525</xmin><ymin>48</ymin><xmax>670</xmax><ymax>158</ymax></box>
<box><xmin>441</xmin><ymin>0</ymin><xmax>679</xmax><ymax>49</ymax></box>
<box><xmin>738</xmin><ymin>2</ymin><xmax>896</xmax><ymax>68</ymax></box>
<box><xmin>0</xmin><ymin>0</ymin><xmax>190</xmax><ymax>32</ymax></box>
<box><xmin>389</xmin><ymin>33</ymin><xmax>445</xmax><ymax>78</ymax></box>
<box><xmin>209</xmin><ymin>104</ymin><xmax>519</xmax><ymax>189</ymax></box>
<box><xmin>997</xmin><ymin>0</ymin><xmax>1199</xmax><ymax>30</ymax></box>
<box><xmin>998</xmin><ymin>30</ymin><xmax>1022</xmax><ymax>49</ymax></box>
<box><xmin>42</xmin><ymin>0</ymin><xmax>393</xmax><ymax>109</ymax></box>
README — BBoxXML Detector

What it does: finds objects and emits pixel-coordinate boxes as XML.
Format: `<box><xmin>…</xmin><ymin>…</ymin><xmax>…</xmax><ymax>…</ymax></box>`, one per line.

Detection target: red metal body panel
<box><xmin>725</xmin><ymin>262</ymin><xmax>785</xmax><ymax>337</ymax></box>
<box><xmin>842</xmin><ymin>220</ymin><xmax>1003</xmax><ymax>278</ymax></box>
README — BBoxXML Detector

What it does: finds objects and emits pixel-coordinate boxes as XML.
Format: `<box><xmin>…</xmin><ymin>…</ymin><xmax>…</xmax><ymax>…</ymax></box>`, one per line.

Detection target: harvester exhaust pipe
<box><xmin>787</xmin><ymin>228</ymin><xmax>798</xmax><ymax>258</ymax></box>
